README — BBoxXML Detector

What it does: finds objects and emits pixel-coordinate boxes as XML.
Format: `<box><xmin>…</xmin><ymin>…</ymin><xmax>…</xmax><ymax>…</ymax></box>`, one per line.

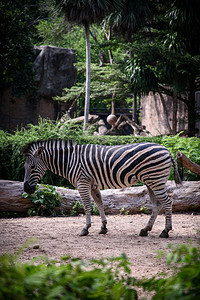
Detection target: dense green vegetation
<box><xmin>1</xmin><ymin>0</ymin><xmax>200</xmax><ymax>134</ymax></box>
<box><xmin>54</xmin><ymin>62</ymin><xmax>133</xmax><ymax>114</ymax></box>
<box><xmin>0</xmin><ymin>241</ymin><xmax>200</xmax><ymax>299</ymax></box>
<box><xmin>0</xmin><ymin>0</ymin><xmax>40</xmax><ymax>96</ymax></box>
<box><xmin>0</xmin><ymin>119</ymin><xmax>200</xmax><ymax>186</ymax></box>
<box><xmin>51</xmin><ymin>0</ymin><xmax>200</xmax><ymax>135</ymax></box>
<box><xmin>22</xmin><ymin>185</ymin><xmax>61</xmax><ymax>216</ymax></box>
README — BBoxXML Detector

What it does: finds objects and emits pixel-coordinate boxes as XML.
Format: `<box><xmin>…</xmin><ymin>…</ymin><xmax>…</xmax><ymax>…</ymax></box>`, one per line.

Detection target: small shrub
<box><xmin>70</xmin><ymin>201</ymin><xmax>99</xmax><ymax>216</ymax></box>
<box><xmin>120</xmin><ymin>206</ymin><xmax>130</xmax><ymax>215</ymax></box>
<box><xmin>70</xmin><ymin>200</ymin><xmax>85</xmax><ymax>216</ymax></box>
<box><xmin>92</xmin><ymin>202</ymin><xmax>100</xmax><ymax>215</ymax></box>
<box><xmin>22</xmin><ymin>184</ymin><xmax>61</xmax><ymax>216</ymax></box>
<box><xmin>0</xmin><ymin>240</ymin><xmax>200</xmax><ymax>299</ymax></box>
<box><xmin>0</xmin><ymin>249</ymin><xmax>137</xmax><ymax>300</ymax></box>
<box><xmin>141</xmin><ymin>242</ymin><xmax>200</xmax><ymax>299</ymax></box>
<box><xmin>140</xmin><ymin>206</ymin><xmax>150</xmax><ymax>214</ymax></box>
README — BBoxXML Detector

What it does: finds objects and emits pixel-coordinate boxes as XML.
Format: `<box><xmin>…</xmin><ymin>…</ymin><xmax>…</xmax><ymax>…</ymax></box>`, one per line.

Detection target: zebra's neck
<box><xmin>41</xmin><ymin>140</ymin><xmax>78</xmax><ymax>185</ymax></box>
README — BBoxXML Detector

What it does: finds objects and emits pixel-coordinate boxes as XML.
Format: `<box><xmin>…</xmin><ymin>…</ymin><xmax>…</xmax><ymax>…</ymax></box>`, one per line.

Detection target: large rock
<box><xmin>34</xmin><ymin>45</ymin><xmax>77</xmax><ymax>98</ymax></box>
<box><xmin>0</xmin><ymin>180</ymin><xmax>199</xmax><ymax>214</ymax></box>
<box><xmin>0</xmin><ymin>46</ymin><xmax>77</xmax><ymax>130</ymax></box>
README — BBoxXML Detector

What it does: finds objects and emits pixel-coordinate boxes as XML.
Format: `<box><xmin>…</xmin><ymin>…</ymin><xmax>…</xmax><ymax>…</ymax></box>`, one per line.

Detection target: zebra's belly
<box><xmin>96</xmin><ymin>175</ymin><xmax>138</xmax><ymax>190</ymax></box>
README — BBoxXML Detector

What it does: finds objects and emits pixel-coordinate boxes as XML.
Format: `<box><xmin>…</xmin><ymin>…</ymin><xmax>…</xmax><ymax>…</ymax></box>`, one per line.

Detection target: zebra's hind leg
<box><xmin>77</xmin><ymin>182</ymin><xmax>92</xmax><ymax>236</ymax></box>
<box><xmin>159</xmin><ymin>199</ymin><xmax>172</xmax><ymax>238</ymax></box>
<box><xmin>153</xmin><ymin>188</ymin><xmax>173</xmax><ymax>238</ymax></box>
<box><xmin>91</xmin><ymin>188</ymin><xmax>108</xmax><ymax>234</ymax></box>
<box><xmin>139</xmin><ymin>186</ymin><xmax>161</xmax><ymax>237</ymax></box>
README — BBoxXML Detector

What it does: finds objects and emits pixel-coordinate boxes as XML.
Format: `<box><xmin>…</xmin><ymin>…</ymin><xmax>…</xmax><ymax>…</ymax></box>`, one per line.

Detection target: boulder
<box><xmin>34</xmin><ymin>45</ymin><xmax>77</xmax><ymax>98</ymax></box>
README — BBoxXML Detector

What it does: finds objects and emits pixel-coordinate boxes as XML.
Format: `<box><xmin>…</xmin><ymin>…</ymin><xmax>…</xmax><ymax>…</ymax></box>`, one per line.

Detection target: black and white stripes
<box><xmin>23</xmin><ymin>140</ymin><xmax>181</xmax><ymax>237</ymax></box>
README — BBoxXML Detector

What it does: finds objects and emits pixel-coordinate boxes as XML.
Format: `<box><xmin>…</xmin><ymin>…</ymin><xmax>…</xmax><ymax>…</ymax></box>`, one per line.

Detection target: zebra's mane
<box><xmin>23</xmin><ymin>139</ymin><xmax>75</xmax><ymax>156</ymax></box>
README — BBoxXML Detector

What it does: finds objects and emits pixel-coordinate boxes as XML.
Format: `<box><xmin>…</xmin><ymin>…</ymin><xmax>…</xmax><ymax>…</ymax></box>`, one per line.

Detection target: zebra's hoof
<box><xmin>79</xmin><ymin>228</ymin><xmax>89</xmax><ymax>236</ymax></box>
<box><xmin>99</xmin><ymin>227</ymin><xmax>108</xmax><ymax>234</ymax></box>
<box><xmin>159</xmin><ymin>230</ymin><xmax>169</xmax><ymax>238</ymax></box>
<box><xmin>139</xmin><ymin>229</ymin><xmax>148</xmax><ymax>236</ymax></box>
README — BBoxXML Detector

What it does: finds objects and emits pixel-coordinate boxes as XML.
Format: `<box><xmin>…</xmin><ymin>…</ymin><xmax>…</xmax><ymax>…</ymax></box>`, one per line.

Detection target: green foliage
<box><xmin>54</xmin><ymin>62</ymin><xmax>132</xmax><ymax>114</ymax></box>
<box><xmin>36</xmin><ymin>19</ymin><xmax>88</xmax><ymax>62</ymax></box>
<box><xmin>1</xmin><ymin>240</ymin><xmax>200</xmax><ymax>300</ymax></box>
<box><xmin>141</xmin><ymin>242</ymin><xmax>200</xmax><ymax>299</ymax></box>
<box><xmin>162</xmin><ymin>133</ymin><xmax>200</xmax><ymax>180</ymax></box>
<box><xmin>0</xmin><ymin>250</ymin><xmax>137</xmax><ymax>300</ymax></box>
<box><xmin>139</xmin><ymin>206</ymin><xmax>150</xmax><ymax>215</ymax></box>
<box><xmin>119</xmin><ymin>207</ymin><xmax>129</xmax><ymax>215</ymax></box>
<box><xmin>70</xmin><ymin>201</ymin><xmax>84</xmax><ymax>216</ymax></box>
<box><xmin>22</xmin><ymin>185</ymin><xmax>61</xmax><ymax>216</ymax></box>
<box><xmin>70</xmin><ymin>201</ymin><xmax>99</xmax><ymax>216</ymax></box>
<box><xmin>92</xmin><ymin>202</ymin><xmax>100</xmax><ymax>215</ymax></box>
<box><xmin>125</xmin><ymin>43</ymin><xmax>200</xmax><ymax>96</ymax></box>
<box><xmin>0</xmin><ymin>119</ymin><xmax>200</xmax><ymax>185</ymax></box>
<box><xmin>0</xmin><ymin>0</ymin><xmax>39</xmax><ymax>96</ymax></box>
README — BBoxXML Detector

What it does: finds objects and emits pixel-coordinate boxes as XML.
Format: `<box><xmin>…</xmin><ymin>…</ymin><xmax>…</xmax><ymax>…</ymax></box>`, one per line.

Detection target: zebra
<box><xmin>23</xmin><ymin>140</ymin><xmax>182</xmax><ymax>238</ymax></box>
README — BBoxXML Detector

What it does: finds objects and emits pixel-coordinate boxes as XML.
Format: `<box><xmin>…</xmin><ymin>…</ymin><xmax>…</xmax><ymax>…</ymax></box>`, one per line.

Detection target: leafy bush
<box><xmin>0</xmin><ymin>249</ymin><xmax>137</xmax><ymax>300</ymax></box>
<box><xmin>70</xmin><ymin>201</ymin><xmax>99</xmax><ymax>216</ymax></box>
<box><xmin>92</xmin><ymin>202</ymin><xmax>100</xmax><ymax>215</ymax></box>
<box><xmin>0</xmin><ymin>118</ymin><xmax>200</xmax><ymax>185</ymax></box>
<box><xmin>141</xmin><ymin>242</ymin><xmax>200</xmax><ymax>299</ymax></box>
<box><xmin>162</xmin><ymin>133</ymin><xmax>200</xmax><ymax>180</ymax></box>
<box><xmin>22</xmin><ymin>184</ymin><xmax>61</xmax><ymax>216</ymax></box>
<box><xmin>70</xmin><ymin>200</ymin><xmax>85</xmax><ymax>216</ymax></box>
<box><xmin>0</xmin><ymin>240</ymin><xmax>200</xmax><ymax>299</ymax></box>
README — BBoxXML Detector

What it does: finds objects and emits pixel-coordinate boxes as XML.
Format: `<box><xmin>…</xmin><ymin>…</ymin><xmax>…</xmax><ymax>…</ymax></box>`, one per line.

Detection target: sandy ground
<box><xmin>0</xmin><ymin>214</ymin><xmax>200</xmax><ymax>279</ymax></box>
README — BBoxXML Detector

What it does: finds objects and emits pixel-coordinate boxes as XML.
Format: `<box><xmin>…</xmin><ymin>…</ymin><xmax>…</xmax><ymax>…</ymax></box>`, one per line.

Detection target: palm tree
<box><xmin>106</xmin><ymin>0</ymin><xmax>151</xmax><ymax>41</ymax></box>
<box><xmin>104</xmin><ymin>0</ymin><xmax>151</xmax><ymax>122</ymax></box>
<box><xmin>55</xmin><ymin>0</ymin><xmax>121</xmax><ymax>130</ymax></box>
<box><xmin>166</xmin><ymin>0</ymin><xmax>200</xmax><ymax>136</ymax></box>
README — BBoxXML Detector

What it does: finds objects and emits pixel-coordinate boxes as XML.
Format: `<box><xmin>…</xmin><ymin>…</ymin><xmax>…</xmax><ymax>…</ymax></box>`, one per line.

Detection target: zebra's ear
<box><xmin>33</xmin><ymin>146</ymin><xmax>44</xmax><ymax>157</ymax></box>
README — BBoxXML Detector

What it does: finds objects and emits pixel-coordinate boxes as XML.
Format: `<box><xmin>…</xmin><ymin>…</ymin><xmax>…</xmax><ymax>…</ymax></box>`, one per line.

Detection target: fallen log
<box><xmin>0</xmin><ymin>180</ymin><xmax>199</xmax><ymax>214</ymax></box>
<box><xmin>59</xmin><ymin>114</ymin><xmax>100</xmax><ymax>125</ymax></box>
<box><xmin>177</xmin><ymin>152</ymin><xmax>200</xmax><ymax>176</ymax></box>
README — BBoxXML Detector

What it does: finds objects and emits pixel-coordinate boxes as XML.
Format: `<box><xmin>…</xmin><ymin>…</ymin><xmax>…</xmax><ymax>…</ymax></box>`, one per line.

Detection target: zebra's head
<box><xmin>23</xmin><ymin>143</ymin><xmax>47</xmax><ymax>194</ymax></box>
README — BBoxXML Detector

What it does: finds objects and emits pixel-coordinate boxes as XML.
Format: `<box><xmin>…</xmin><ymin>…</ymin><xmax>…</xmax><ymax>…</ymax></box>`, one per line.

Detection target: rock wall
<box><xmin>141</xmin><ymin>92</ymin><xmax>188</xmax><ymax>135</ymax></box>
<box><xmin>0</xmin><ymin>46</ymin><xmax>77</xmax><ymax>130</ymax></box>
<box><xmin>34</xmin><ymin>46</ymin><xmax>77</xmax><ymax>98</ymax></box>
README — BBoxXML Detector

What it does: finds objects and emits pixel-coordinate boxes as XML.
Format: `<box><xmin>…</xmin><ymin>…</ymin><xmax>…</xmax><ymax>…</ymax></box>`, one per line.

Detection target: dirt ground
<box><xmin>0</xmin><ymin>214</ymin><xmax>200</xmax><ymax>279</ymax></box>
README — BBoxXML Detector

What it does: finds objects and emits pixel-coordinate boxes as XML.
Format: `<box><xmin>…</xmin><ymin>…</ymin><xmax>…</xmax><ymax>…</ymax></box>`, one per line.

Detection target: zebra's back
<box><xmin>78</xmin><ymin>142</ymin><xmax>172</xmax><ymax>190</ymax></box>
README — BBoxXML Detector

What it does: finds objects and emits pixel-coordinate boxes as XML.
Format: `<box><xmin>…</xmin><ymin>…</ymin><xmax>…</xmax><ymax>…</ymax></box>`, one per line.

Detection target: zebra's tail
<box><xmin>171</xmin><ymin>156</ymin><xmax>182</xmax><ymax>185</ymax></box>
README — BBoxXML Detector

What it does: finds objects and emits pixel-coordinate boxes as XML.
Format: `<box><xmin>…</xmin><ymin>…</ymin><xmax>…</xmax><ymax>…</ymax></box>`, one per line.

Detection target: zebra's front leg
<box><xmin>77</xmin><ymin>183</ymin><xmax>92</xmax><ymax>236</ymax></box>
<box><xmin>91</xmin><ymin>188</ymin><xmax>108</xmax><ymax>234</ymax></box>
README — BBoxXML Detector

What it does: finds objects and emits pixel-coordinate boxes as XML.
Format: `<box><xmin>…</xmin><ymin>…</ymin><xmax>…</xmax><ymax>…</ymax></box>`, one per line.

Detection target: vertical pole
<box><xmin>172</xmin><ymin>92</ymin><xmax>178</xmax><ymax>134</ymax></box>
<box><xmin>132</xmin><ymin>93</ymin><xmax>137</xmax><ymax>122</ymax></box>
<box><xmin>83</xmin><ymin>23</ymin><xmax>91</xmax><ymax>131</ymax></box>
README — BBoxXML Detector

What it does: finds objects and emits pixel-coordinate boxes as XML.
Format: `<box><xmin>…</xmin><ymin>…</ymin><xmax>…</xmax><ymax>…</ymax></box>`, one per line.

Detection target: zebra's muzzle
<box><xmin>24</xmin><ymin>181</ymin><xmax>36</xmax><ymax>194</ymax></box>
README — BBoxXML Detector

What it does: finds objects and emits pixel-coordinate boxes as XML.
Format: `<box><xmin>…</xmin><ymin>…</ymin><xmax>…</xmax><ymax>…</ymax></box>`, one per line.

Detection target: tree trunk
<box><xmin>89</xmin><ymin>26</ymin><xmax>108</xmax><ymax>66</ymax></box>
<box><xmin>159</xmin><ymin>92</ymin><xmax>173</xmax><ymax>134</ymax></box>
<box><xmin>0</xmin><ymin>180</ymin><xmax>199</xmax><ymax>215</ymax></box>
<box><xmin>177</xmin><ymin>152</ymin><xmax>200</xmax><ymax>175</ymax></box>
<box><xmin>172</xmin><ymin>93</ymin><xmax>178</xmax><ymax>134</ymax></box>
<box><xmin>188</xmin><ymin>76</ymin><xmax>196</xmax><ymax>137</ymax></box>
<box><xmin>132</xmin><ymin>93</ymin><xmax>138</xmax><ymax>123</ymax></box>
<box><xmin>111</xmin><ymin>99</ymin><xmax>115</xmax><ymax>115</ymax></box>
<box><xmin>83</xmin><ymin>23</ymin><xmax>91</xmax><ymax>131</ymax></box>
<box><xmin>102</xmin><ymin>25</ymin><xmax>113</xmax><ymax>64</ymax></box>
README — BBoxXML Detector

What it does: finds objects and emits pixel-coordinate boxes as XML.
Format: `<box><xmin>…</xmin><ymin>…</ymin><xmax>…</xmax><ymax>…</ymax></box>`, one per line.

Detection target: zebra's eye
<box><xmin>31</xmin><ymin>165</ymin><xmax>35</xmax><ymax>170</ymax></box>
